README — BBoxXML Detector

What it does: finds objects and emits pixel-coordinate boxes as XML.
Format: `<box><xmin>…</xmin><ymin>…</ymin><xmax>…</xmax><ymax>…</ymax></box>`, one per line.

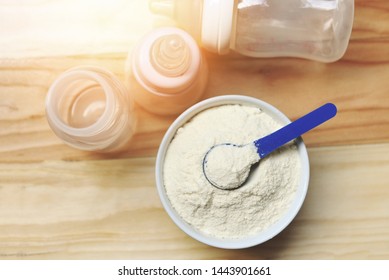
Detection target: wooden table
<box><xmin>1</xmin><ymin>1</ymin><xmax>388</xmax><ymax>259</ymax></box>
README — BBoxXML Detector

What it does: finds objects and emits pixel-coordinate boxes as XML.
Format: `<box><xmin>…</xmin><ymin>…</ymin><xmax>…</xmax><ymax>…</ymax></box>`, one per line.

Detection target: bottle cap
<box><xmin>149</xmin><ymin>0</ymin><xmax>174</xmax><ymax>17</ymax></box>
<box><xmin>149</xmin><ymin>0</ymin><xmax>203</xmax><ymax>41</ymax></box>
<box><xmin>201</xmin><ymin>0</ymin><xmax>234</xmax><ymax>54</ymax></box>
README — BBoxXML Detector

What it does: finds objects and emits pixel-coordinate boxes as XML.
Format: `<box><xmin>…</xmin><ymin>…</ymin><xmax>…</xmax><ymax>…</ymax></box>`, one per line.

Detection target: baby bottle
<box><xmin>125</xmin><ymin>27</ymin><xmax>208</xmax><ymax>115</ymax></box>
<box><xmin>149</xmin><ymin>0</ymin><xmax>354</xmax><ymax>62</ymax></box>
<box><xmin>46</xmin><ymin>66</ymin><xmax>137</xmax><ymax>152</ymax></box>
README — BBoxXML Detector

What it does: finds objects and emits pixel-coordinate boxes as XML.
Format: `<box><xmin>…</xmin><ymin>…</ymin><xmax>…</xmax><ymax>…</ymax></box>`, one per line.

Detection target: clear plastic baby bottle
<box><xmin>46</xmin><ymin>66</ymin><xmax>137</xmax><ymax>153</ymax></box>
<box><xmin>149</xmin><ymin>0</ymin><xmax>354</xmax><ymax>62</ymax></box>
<box><xmin>125</xmin><ymin>27</ymin><xmax>208</xmax><ymax>116</ymax></box>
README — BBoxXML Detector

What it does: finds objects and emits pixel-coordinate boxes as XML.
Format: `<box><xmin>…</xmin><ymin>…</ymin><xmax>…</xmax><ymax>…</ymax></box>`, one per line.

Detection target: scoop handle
<box><xmin>254</xmin><ymin>103</ymin><xmax>337</xmax><ymax>158</ymax></box>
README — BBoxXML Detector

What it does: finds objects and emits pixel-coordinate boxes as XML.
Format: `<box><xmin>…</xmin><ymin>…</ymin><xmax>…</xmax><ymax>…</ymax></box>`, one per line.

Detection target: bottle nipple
<box><xmin>150</xmin><ymin>34</ymin><xmax>191</xmax><ymax>77</ymax></box>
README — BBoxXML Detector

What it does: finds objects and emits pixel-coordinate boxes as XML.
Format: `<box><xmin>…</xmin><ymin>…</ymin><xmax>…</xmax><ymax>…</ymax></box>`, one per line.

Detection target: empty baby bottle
<box><xmin>149</xmin><ymin>0</ymin><xmax>354</xmax><ymax>62</ymax></box>
<box><xmin>46</xmin><ymin>66</ymin><xmax>137</xmax><ymax>152</ymax></box>
<box><xmin>125</xmin><ymin>27</ymin><xmax>208</xmax><ymax>116</ymax></box>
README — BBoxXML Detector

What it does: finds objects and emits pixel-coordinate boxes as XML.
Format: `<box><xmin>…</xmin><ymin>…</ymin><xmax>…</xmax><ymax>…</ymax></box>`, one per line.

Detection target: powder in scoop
<box><xmin>163</xmin><ymin>104</ymin><xmax>301</xmax><ymax>239</ymax></box>
<box><xmin>204</xmin><ymin>143</ymin><xmax>260</xmax><ymax>190</ymax></box>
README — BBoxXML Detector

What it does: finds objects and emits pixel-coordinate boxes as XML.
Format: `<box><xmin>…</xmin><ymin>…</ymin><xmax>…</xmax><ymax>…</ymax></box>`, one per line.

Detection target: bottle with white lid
<box><xmin>46</xmin><ymin>66</ymin><xmax>136</xmax><ymax>153</ymax></box>
<box><xmin>149</xmin><ymin>0</ymin><xmax>354</xmax><ymax>62</ymax></box>
<box><xmin>125</xmin><ymin>27</ymin><xmax>208</xmax><ymax>115</ymax></box>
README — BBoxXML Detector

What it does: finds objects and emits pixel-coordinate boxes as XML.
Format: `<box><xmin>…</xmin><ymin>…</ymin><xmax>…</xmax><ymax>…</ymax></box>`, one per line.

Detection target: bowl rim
<box><xmin>155</xmin><ymin>95</ymin><xmax>310</xmax><ymax>249</ymax></box>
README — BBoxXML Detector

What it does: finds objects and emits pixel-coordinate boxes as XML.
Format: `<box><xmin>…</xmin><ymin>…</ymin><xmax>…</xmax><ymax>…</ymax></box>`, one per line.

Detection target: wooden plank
<box><xmin>0</xmin><ymin>1</ymin><xmax>389</xmax><ymax>162</ymax></box>
<box><xmin>0</xmin><ymin>143</ymin><xmax>388</xmax><ymax>259</ymax></box>
<box><xmin>0</xmin><ymin>0</ymin><xmax>388</xmax><ymax>261</ymax></box>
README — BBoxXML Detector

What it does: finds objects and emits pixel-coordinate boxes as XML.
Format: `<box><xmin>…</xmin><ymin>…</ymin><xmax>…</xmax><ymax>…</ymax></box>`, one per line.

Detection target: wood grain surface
<box><xmin>0</xmin><ymin>144</ymin><xmax>388</xmax><ymax>259</ymax></box>
<box><xmin>0</xmin><ymin>0</ymin><xmax>388</xmax><ymax>259</ymax></box>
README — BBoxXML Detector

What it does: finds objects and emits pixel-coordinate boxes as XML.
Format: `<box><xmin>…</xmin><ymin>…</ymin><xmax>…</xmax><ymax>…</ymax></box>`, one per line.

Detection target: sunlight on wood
<box><xmin>0</xmin><ymin>0</ymin><xmax>161</xmax><ymax>57</ymax></box>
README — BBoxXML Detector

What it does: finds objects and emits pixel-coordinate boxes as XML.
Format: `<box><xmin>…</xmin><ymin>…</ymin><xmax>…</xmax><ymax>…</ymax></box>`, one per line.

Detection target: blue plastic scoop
<box><xmin>203</xmin><ymin>103</ymin><xmax>337</xmax><ymax>190</ymax></box>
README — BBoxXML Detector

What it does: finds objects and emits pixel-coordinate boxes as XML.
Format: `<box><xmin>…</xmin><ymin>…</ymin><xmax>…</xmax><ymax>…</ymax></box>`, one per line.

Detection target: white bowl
<box><xmin>155</xmin><ymin>95</ymin><xmax>310</xmax><ymax>249</ymax></box>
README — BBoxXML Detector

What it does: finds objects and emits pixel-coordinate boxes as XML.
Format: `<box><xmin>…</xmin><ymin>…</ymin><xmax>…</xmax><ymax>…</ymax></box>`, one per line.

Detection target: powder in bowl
<box><xmin>163</xmin><ymin>104</ymin><xmax>302</xmax><ymax>240</ymax></box>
